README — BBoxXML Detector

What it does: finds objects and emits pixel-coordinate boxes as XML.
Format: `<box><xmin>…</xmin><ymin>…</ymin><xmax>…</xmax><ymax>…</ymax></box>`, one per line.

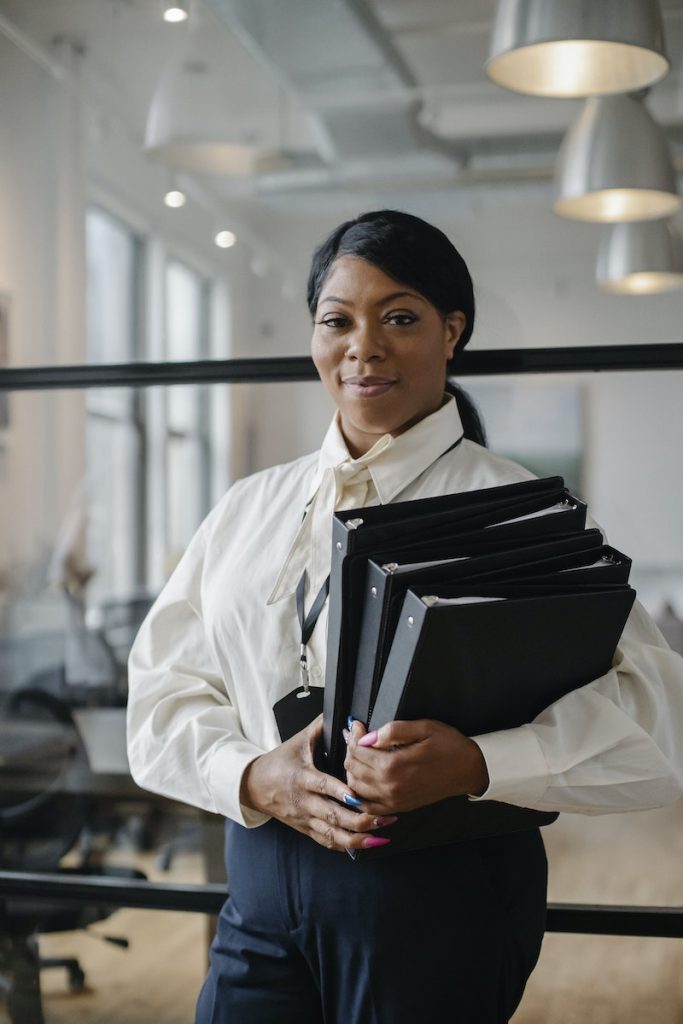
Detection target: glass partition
<box><xmin>1</xmin><ymin>375</ymin><xmax>682</xmax><ymax>1023</ymax></box>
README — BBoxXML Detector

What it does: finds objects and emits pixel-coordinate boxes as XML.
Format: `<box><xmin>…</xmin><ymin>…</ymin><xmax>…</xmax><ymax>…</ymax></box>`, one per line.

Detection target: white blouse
<box><xmin>127</xmin><ymin>398</ymin><xmax>683</xmax><ymax>827</ymax></box>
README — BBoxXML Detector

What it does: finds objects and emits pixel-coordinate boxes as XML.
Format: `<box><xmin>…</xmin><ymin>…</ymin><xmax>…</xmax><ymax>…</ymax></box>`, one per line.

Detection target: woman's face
<box><xmin>311</xmin><ymin>255</ymin><xmax>465</xmax><ymax>458</ymax></box>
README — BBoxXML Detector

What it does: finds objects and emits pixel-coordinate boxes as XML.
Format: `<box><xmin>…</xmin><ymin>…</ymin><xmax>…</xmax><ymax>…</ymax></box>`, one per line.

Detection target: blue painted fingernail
<box><xmin>347</xmin><ymin>715</ymin><xmax>354</xmax><ymax>729</ymax></box>
<box><xmin>343</xmin><ymin>793</ymin><xmax>362</xmax><ymax>808</ymax></box>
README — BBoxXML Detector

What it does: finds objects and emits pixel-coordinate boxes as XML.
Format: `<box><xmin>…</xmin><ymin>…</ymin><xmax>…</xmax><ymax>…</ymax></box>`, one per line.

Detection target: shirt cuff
<box><xmin>468</xmin><ymin>725</ymin><xmax>550</xmax><ymax>807</ymax></box>
<box><xmin>208</xmin><ymin>740</ymin><xmax>272</xmax><ymax>828</ymax></box>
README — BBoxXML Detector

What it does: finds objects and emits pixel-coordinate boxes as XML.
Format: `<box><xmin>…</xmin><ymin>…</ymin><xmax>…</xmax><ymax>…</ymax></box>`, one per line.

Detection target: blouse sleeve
<box><xmin>126</xmin><ymin>508</ymin><xmax>270</xmax><ymax>827</ymax></box>
<box><xmin>470</xmin><ymin>599</ymin><xmax>683</xmax><ymax>814</ymax></box>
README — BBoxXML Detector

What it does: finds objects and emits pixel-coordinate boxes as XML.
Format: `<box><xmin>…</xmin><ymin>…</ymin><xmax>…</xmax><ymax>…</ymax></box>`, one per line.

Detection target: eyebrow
<box><xmin>319</xmin><ymin>290</ymin><xmax>426</xmax><ymax>307</ymax></box>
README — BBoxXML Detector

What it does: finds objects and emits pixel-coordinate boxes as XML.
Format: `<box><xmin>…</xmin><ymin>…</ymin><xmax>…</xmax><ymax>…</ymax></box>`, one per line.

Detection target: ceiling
<box><xmin>1</xmin><ymin>0</ymin><xmax>683</xmax><ymax>203</ymax></box>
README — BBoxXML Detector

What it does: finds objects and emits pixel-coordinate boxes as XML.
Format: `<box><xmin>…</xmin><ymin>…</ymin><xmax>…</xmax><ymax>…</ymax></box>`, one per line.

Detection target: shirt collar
<box><xmin>306</xmin><ymin>394</ymin><xmax>464</xmax><ymax>507</ymax></box>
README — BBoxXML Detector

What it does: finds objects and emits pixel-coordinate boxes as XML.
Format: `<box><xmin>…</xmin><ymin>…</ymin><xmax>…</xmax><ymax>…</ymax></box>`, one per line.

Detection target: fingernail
<box><xmin>347</xmin><ymin>715</ymin><xmax>355</xmax><ymax>729</ymax></box>
<box><xmin>343</xmin><ymin>793</ymin><xmax>362</xmax><ymax>808</ymax></box>
<box><xmin>362</xmin><ymin>836</ymin><xmax>391</xmax><ymax>849</ymax></box>
<box><xmin>373</xmin><ymin>816</ymin><xmax>398</xmax><ymax>827</ymax></box>
<box><xmin>358</xmin><ymin>730</ymin><xmax>378</xmax><ymax>747</ymax></box>
<box><xmin>342</xmin><ymin>728</ymin><xmax>350</xmax><ymax>744</ymax></box>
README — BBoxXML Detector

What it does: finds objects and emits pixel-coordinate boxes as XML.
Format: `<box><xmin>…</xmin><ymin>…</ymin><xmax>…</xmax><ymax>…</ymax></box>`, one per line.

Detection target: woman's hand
<box><xmin>240</xmin><ymin>715</ymin><xmax>397</xmax><ymax>853</ymax></box>
<box><xmin>344</xmin><ymin>719</ymin><xmax>489</xmax><ymax>816</ymax></box>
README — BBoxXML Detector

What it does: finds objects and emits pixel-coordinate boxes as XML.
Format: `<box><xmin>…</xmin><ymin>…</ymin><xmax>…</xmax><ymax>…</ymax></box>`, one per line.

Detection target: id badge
<box><xmin>273</xmin><ymin>685</ymin><xmax>324</xmax><ymax>742</ymax></box>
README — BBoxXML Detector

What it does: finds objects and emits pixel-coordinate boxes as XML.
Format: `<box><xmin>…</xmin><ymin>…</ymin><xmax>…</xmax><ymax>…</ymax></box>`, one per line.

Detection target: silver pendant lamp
<box><xmin>486</xmin><ymin>0</ymin><xmax>669</xmax><ymax>98</ymax></box>
<box><xmin>553</xmin><ymin>93</ymin><xmax>680</xmax><ymax>222</ymax></box>
<box><xmin>597</xmin><ymin>220</ymin><xmax>683</xmax><ymax>294</ymax></box>
<box><xmin>144</xmin><ymin>24</ymin><xmax>283</xmax><ymax>177</ymax></box>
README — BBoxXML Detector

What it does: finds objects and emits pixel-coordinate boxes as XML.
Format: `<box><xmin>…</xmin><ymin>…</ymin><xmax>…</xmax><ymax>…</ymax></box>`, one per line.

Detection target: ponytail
<box><xmin>446</xmin><ymin>381</ymin><xmax>487</xmax><ymax>448</ymax></box>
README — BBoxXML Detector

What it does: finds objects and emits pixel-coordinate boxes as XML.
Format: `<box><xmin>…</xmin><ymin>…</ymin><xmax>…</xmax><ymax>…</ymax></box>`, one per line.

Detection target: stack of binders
<box><xmin>321</xmin><ymin>476</ymin><xmax>635</xmax><ymax>858</ymax></box>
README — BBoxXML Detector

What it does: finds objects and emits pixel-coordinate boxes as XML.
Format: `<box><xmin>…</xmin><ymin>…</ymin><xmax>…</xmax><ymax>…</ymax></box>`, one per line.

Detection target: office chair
<box><xmin>0</xmin><ymin>685</ymin><xmax>144</xmax><ymax>1024</ymax></box>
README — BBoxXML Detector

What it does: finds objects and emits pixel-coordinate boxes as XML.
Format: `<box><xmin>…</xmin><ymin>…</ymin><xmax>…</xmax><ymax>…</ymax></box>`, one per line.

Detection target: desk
<box><xmin>0</xmin><ymin>720</ymin><xmax>74</xmax><ymax>769</ymax></box>
<box><xmin>0</xmin><ymin>708</ymin><xmax>147</xmax><ymax>801</ymax></box>
<box><xmin>72</xmin><ymin>708</ymin><xmax>128</xmax><ymax>775</ymax></box>
<box><xmin>3</xmin><ymin>706</ymin><xmax>226</xmax><ymax>900</ymax></box>
<box><xmin>70</xmin><ymin>707</ymin><xmax>148</xmax><ymax>799</ymax></box>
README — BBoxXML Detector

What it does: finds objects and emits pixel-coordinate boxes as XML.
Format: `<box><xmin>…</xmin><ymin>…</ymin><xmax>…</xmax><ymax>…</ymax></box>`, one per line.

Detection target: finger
<box><xmin>306</xmin><ymin>713</ymin><xmax>324</xmax><ymax>742</ymax></box>
<box><xmin>346</xmin><ymin>760</ymin><xmax>392</xmax><ymax>800</ymax></box>
<box><xmin>346</xmin><ymin>743</ymin><xmax>396</xmax><ymax>770</ymax></box>
<box><xmin>344</xmin><ymin>736</ymin><xmax>384</xmax><ymax>773</ymax></box>
<box><xmin>306</xmin><ymin>794</ymin><xmax>389</xmax><ymax>835</ymax></box>
<box><xmin>345</xmin><ymin>718</ymin><xmax>367</xmax><ymax>748</ymax></box>
<box><xmin>358</xmin><ymin>719</ymin><xmax>429</xmax><ymax>749</ymax></box>
<box><xmin>300</xmin><ymin>714</ymin><xmax>326</xmax><ymax>766</ymax></box>
<box><xmin>342</xmin><ymin>792</ymin><xmax>398</xmax><ymax>819</ymax></box>
<box><xmin>298</xmin><ymin>765</ymin><xmax>364</xmax><ymax>811</ymax></box>
<box><xmin>307</xmin><ymin>815</ymin><xmax>393</xmax><ymax>853</ymax></box>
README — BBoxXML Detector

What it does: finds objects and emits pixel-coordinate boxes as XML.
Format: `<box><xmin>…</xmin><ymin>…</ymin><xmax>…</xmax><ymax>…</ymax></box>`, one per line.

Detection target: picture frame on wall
<box><xmin>0</xmin><ymin>294</ymin><xmax>9</xmax><ymax>431</ymax></box>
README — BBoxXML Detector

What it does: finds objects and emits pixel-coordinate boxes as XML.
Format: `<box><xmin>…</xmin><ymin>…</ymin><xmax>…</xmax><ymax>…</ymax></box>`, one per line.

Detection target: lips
<box><xmin>342</xmin><ymin>376</ymin><xmax>397</xmax><ymax>398</ymax></box>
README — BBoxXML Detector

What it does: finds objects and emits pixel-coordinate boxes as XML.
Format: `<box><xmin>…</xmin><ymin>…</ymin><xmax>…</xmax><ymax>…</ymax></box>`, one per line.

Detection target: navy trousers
<box><xmin>195</xmin><ymin>818</ymin><xmax>548</xmax><ymax>1024</ymax></box>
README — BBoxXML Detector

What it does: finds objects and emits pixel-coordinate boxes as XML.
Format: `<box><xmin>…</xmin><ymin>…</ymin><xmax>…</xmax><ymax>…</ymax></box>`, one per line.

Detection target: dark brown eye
<box><xmin>385</xmin><ymin>312</ymin><xmax>417</xmax><ymax>326</ymax></box>
<box><xmin>318</xmin><ymin>316</ymin><xmax>349</xmax><ymax>328</ymax></box>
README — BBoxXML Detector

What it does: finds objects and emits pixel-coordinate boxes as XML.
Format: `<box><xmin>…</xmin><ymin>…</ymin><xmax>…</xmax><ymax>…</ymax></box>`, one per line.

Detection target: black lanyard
<box><xmin>296</xmin><ymin>570</ymin><xmax>330</xmax><ymax>693</ymax></box>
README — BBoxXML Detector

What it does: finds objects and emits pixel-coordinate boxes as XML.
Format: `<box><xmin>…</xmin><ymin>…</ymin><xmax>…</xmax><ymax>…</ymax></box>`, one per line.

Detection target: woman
<box><xmin>127</xmin><ymin>210</ymin><xmax>683</xmax><ymax>1023</ymax></box>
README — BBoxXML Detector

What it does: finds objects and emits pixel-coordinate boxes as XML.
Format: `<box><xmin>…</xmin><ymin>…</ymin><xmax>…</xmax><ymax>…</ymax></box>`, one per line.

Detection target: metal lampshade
<box><xmin>597</xmin><ymin>219</ymin><xmax>683</xmax><ymax>294</ymax></box>
<box><xmin>144</xmin><ymin>30</ymin><xmax>284</xmax><ymax>177</ymax></box>
<box><xmin>487</xmin><ymin>0</ymin><xmax>669</xmax><ymax>98</ymax></box>
<box><xmin>554</xmin><ymin>94</ymin><xmax>680</xmax><ymax>223</ymax></box>
<box><xmin>145</xmin><ymin>63</ymin><xmax>259</xmax><ymax>175</ymax></box>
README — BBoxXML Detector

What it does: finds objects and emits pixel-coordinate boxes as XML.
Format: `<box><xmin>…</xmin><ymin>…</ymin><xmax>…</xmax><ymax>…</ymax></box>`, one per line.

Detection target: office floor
<box><xmin>1</xmin><ymin>802</ymin><xmax>681</xmax><ymax>1024</ymax></box>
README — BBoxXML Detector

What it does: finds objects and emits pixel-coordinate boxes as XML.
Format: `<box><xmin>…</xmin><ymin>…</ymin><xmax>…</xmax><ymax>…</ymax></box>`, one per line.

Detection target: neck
<box><xmin>339</xmin><ymin>396</ymin><xmax>449</xmax><ymax>458</ymax></box>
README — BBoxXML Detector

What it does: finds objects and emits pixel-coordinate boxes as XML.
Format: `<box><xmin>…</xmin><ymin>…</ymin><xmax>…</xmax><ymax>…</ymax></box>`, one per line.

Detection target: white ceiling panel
<box><xmin>371</xmin><ymin>0</ymin><xmax>496</xmax><ymax>33</ymax></box>
<box><xmin>389</xmin><ymin>17</ymin><xmax>492</xmax><ymax>89</ymax></box>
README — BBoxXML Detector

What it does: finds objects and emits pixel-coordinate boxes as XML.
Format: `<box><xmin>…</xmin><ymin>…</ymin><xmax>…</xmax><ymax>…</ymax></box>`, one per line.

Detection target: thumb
<box><xmin>357</xmin><ymin>719</ymin><xmax>427</xmax><ymax>749</ymax></box>
<box><xmin>308</xmin><ymin>713</ymin><xmax>324</xmax><ymax>738</ymax></box>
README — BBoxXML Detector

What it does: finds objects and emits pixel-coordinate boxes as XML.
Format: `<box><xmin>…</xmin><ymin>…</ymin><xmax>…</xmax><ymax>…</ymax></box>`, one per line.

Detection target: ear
<box><xmin>443</xmin><ymin>311</ymin><xmax>466</xmax><ymax>360</ymax></box>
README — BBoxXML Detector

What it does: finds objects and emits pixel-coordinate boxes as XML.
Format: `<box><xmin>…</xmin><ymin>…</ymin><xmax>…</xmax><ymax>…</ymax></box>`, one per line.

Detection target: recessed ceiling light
<box><xmin>163</xmin><ymin>2</ymin><xmax>189</xmax><ymax>24</ymax></box>
<box><xmin>215</xmin><ymin>230</ymin><xmax>236</xmax><ymax>249</ymax></box>
<box><xmin>164</xmin><ymin>189</ymin><xmax>187</xmax><ymax>208</ymax></box>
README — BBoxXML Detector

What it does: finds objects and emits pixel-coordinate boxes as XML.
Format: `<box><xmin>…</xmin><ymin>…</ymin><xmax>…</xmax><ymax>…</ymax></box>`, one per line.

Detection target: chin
<box><xmin>346</xmin><ymin>410</ymin><xmax>412</xmax><ymax>438</ymax></box>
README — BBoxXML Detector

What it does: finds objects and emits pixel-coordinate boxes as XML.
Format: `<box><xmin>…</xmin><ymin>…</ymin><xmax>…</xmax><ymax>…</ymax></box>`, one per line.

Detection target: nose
<box><xmin>345</xmin><ymin>320</ymin><xmax>386</xmax><ymax>363</ymax></box>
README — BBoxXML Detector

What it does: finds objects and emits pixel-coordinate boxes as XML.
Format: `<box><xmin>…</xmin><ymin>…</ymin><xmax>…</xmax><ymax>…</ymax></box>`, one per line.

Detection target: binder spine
<box><xmin>350</xmin><ymin>561</ymin><xmax>389</xmax><ymax>726</ymax></box>
<box><xmin>322</xmin><ymin>517</ymin><xmax>352</xmax><ymax>770</ymax></box>
<box><xmin>368</xmin><ymin>592</ymin><xmax>428</xmax><ymax>732</ymax></box>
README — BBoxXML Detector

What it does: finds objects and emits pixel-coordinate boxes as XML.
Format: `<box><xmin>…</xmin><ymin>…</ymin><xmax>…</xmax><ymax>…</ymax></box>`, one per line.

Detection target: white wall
<box><xmin>585</xmin><ymin>371</ymin><xmax>683</xmax><ymax>611</ymax></box>
<box><xmin>0</xmin><ymin>34</ymin><xmax>86</xmax><ymax>583</ymax></box>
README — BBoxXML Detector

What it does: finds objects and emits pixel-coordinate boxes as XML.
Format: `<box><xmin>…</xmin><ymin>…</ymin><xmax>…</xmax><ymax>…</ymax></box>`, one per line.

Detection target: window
<box><xmin>162</xmin><ymin>260</ymin><xmax>212</xmax><ymax>571</ymax></box>
<box><xmin>85</xmin><ymin>208</ymin><xmax>145</xmax><ymax>605</ymax></box>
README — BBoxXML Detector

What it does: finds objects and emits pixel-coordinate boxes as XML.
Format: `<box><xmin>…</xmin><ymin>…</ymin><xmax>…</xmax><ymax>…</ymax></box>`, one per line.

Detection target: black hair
<box><xmin>445</xmin><ymin>380</ymin><xmax>487</xmax><ymax>448</ymax></box>
<box><xmin>307</xmin><ymin>209</ymin><xmax>486</xmax><ymax>447</ymax></box>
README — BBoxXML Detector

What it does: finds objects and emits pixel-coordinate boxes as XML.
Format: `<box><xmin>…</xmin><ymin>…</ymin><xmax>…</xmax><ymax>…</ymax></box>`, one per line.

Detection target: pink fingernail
<box><xmin>358</xmin><ymin>730</ymin><xmax>378</xmax><ymax>747</ymax></box>
<box><xmin>374</xmin><ymin>815</ymin><xmax>398</xmax><ymax>827</ymax></box>
<box><xmin>362</xmin><ymin>836</ymin><xmax>391</xmax><ymax>849</ymax></box>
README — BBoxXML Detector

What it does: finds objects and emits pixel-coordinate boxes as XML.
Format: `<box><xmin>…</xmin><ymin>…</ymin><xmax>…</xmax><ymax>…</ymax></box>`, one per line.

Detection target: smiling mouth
<box><xmin>342</xmin><ymin>377</ymin><xmax>397</xmax><ymax>398</ymax></box>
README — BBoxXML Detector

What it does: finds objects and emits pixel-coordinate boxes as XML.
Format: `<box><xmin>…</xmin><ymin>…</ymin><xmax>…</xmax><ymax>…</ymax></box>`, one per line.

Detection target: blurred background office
<box><xmin>0</xmin><ymin>2</ymin><xmax>682</xmax><ymax>1023</ymax></box>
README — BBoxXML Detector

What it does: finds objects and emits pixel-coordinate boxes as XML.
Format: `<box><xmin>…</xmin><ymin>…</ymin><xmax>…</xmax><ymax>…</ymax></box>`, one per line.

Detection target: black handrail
<box><xmin>0</xmin><ymin>872</ymin><xmax>682</xmax><ymax>937</ymax></box>
<box><xmin>1</xmin><ymin>343</ymin><xmax>683</xmax><ymax>392</ymax></box>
